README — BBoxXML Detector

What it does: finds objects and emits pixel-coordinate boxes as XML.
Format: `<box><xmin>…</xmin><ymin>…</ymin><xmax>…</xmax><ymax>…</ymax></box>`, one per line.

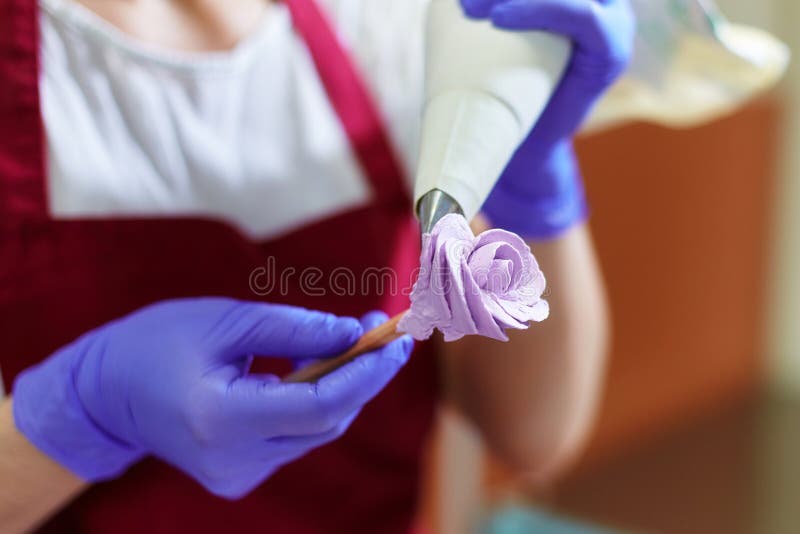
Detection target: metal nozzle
<box><xmin>416</xmin><ymin>189</ymin><xmax>464</xmax><ymax>235</ymax></box>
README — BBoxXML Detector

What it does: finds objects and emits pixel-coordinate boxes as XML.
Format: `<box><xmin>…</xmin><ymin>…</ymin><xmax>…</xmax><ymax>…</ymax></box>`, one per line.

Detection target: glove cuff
<box><xmin>481</xmin><ymin>144</ymin><xmax>589</xmax><ymax>240</ymax></box>
<box><xmin>12</xmin><ymin>347</ymin><xmax>144</xmax><ymax>482</ymax></box>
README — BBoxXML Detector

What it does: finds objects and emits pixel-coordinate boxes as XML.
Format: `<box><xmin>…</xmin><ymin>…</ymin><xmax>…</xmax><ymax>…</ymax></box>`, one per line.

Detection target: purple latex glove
<box><xmin>13</xmin><ymin>299</ymin><xmax>412</xmax><ymax>499</ymax></box>
<box><xmin>462</xmin><ymin>0</ymin><xmax>636</xmax><ymax>239</ymax></box>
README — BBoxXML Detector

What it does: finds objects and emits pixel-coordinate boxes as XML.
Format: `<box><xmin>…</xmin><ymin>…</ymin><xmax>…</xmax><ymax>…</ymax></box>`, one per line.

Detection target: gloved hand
<box><xmin>13</xmin><ymin>299</ymin><xmax>412</xmax><ymax>499</ymax></box>
<box><xmin>462</xmin><ymin>0</ymin><xmax>636</xmax><ymax>239</ymax></box>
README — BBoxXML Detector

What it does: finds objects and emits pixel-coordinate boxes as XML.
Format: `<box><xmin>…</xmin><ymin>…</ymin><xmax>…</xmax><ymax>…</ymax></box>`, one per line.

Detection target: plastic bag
<box><xmin>587</xmin><ymin>0</ymin><xmax>790</xmax><ymax>131</ymax></box>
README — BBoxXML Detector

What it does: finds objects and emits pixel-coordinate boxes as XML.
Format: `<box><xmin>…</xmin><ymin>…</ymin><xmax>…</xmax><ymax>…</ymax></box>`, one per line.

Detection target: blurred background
<box><xmin>420</xmin><ymin>1</ymin><xmax>800</xmax><ymax>532</ymax></box>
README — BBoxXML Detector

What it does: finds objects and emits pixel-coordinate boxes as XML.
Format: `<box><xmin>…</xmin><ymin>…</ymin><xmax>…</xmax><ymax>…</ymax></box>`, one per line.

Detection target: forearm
<box><xmin>0</xmin><ymin>398</ymin><xmax>86</xmax><ymax>533</ymax></box>
<box><xmin>442</xmin><ymin>223</ymin><xmax>609</xmax><ymax>479</ymax></box>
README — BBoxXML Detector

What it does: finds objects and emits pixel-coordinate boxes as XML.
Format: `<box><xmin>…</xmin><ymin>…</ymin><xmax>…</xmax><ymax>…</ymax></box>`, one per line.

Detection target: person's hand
<box><xmin>12</xmin><ymin>299</ymin><xmax>412</xmax><ymax>499</ymax></box>
<box><xmin>462</xmin><ymin>0</ymin><xmax>636</xmax><ymax>238</ymax></box>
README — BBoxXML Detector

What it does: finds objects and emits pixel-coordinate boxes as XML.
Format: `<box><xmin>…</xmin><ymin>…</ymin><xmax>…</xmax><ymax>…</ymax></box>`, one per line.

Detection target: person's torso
<box><xmin>39</xmin><ymin>0</ymin><xmax>428</xmax><ymax>240</ymax></box>
<box><xmin>0</xmin><ymin>1</ymin><xmax>439</xmax><ymax>532</ymax></box>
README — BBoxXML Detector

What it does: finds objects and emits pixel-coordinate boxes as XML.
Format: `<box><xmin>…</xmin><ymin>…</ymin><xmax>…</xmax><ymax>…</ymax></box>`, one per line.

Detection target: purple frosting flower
<box><xmin>399</xmin><ymin>214</ymin><xmax>549</xmax><ymax>342</ymax></box>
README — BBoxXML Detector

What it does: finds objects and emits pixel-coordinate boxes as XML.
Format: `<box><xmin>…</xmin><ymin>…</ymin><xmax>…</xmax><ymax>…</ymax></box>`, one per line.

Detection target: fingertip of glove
<box><xmin>488</xmin><ymin>2</ymin><xmax>526</xmax><ymax>28</ymax></box>
<box><xmin>332</xmin><ymin>316</ymin><xmax>363</xmax><ymax>347</ymax></box>
<box><xmin>400</xmin><ymin>336</ymin><xmax>414</xmax><ymax>358</ymax></box>
<box><xmin>303</xmin><ymin>313</ymin><xmax>363</xmax><ymax>351</ymax></box>
<box><xmin>359</xmin><ymin>310</ymin><xmax>389</xmax><ymax>331</ymax></box>
<box><xmin>381</xmin><ymin>335</ymin><xmax>414</xmax><ymax>367</ymax></box>
<box><xmin>460</xmin><ymin>0</ymin><xmax>493</xmax><ymax>18</ymax></box>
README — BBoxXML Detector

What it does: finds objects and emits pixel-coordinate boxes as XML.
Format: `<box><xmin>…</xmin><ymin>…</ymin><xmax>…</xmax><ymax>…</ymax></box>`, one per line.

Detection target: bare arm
<box><xmin>441</xmin><ymin>220</ymin><xmax>610</xmax><ymax>480</ymax></box>
<box><xmin>0</xmin><ymin>398</ymin><xmax>86</xmax><ymax>533</ymax></box>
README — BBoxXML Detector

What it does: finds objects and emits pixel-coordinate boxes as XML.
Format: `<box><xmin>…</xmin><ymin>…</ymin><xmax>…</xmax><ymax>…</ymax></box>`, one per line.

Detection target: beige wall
<box><xmin>718</xmin><ymin>0</ymin><xmax>800</xmax><ymax>393</ymax></box>
<box><xmin>761</xmin><ymin>2</ymin><xmax>800</xmax><ymax>394</ymax></box>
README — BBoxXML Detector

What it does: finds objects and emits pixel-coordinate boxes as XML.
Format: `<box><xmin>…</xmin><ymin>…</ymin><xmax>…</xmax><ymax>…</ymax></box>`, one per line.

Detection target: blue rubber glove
<box><xmin>13</xmin><ymin>299</ymin><xmax>412</xmax><ymax>499</ymax></box>
<box><xmin>463</xmin><ymin>0</ymin><xmax>636</xmax><ymax>239</ymax></box>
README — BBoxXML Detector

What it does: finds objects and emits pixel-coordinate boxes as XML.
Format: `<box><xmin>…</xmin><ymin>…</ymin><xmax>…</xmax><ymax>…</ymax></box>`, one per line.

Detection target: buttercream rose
<box><xmin>399</xmin><ymin>214</ymin><xmax>549</xmax><ymax>342</ymax></box>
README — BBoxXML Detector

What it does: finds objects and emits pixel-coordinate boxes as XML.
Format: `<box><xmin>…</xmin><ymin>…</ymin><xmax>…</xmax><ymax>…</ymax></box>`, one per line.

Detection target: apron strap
<box><xmin>284</xmin><ymin>0</ymin><xmax>412</xmax><ymax>208</ymax></box>
<box><xmin>0</xmin><ymin>0</ymin><xmax>47</xmax><ymax>219</ymax></box>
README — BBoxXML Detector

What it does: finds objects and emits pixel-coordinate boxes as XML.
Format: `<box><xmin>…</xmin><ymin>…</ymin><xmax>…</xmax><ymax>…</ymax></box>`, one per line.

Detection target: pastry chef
<box><xmin>0</xmin><ymin>0</ymin><xmax>633</xmax><ymax>531</ymax></box>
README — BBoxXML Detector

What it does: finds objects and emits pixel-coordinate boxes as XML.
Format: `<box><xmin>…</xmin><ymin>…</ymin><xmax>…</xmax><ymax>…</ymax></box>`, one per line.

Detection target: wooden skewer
<box><xmin>284</xmin><ymin>311</ymin><xmax>408</xmax><ymax>383</ymax></box>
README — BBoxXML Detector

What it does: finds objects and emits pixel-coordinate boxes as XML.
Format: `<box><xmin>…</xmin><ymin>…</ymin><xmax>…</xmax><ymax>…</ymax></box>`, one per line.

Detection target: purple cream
<box><xmin>398</xmin><ymin>214</ymin><xmax>549</xmax><ymax>342</ymax></box>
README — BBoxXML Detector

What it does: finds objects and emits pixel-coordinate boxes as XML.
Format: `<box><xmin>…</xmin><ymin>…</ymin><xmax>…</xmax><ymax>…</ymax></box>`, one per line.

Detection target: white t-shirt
<box><xmin>39</xmin><ymin>0</ymin><xmax>428</xmax><ymax>240</ymax></box>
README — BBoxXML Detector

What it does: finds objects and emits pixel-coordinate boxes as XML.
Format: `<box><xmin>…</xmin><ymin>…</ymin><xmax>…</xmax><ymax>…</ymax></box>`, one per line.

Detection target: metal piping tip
<box><xmin>416</xmin><ymin>189</ymin><xmax>464</xmax><ymax>235</ymax></box>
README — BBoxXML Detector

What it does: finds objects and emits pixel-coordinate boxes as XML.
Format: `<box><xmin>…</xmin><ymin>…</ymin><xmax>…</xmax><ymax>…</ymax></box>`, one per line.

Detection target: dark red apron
<box><xmin>0</xmin><ymin>0</ymin><xmax>439</xmax><ymax>532</ymax></box>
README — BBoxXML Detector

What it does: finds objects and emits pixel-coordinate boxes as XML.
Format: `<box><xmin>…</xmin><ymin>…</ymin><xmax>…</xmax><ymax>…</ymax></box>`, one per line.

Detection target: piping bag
<box><xmin>414</xmin><ymin>0</ymin><xmax>570</xmax><ymax>233</ymax></box>
<box><xmin>287</xmin><ymin>0</ymin><xmax>565</xmax><ymax>383</ymax></box>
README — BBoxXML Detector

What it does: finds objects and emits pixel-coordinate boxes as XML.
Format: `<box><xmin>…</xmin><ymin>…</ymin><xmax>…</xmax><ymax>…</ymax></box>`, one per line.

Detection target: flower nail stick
<box><xmin>286</xmin><ymin>214</ymin><xmax>549</xmax><ymax>383</ymax></box>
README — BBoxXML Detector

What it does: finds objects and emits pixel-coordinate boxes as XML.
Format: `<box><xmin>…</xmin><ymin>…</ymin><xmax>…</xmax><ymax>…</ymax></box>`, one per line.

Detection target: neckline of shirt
<box><xmin>40</xmin><ymin>0</ymin><xmax>291</xmax><ymax>75</ymax></box>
